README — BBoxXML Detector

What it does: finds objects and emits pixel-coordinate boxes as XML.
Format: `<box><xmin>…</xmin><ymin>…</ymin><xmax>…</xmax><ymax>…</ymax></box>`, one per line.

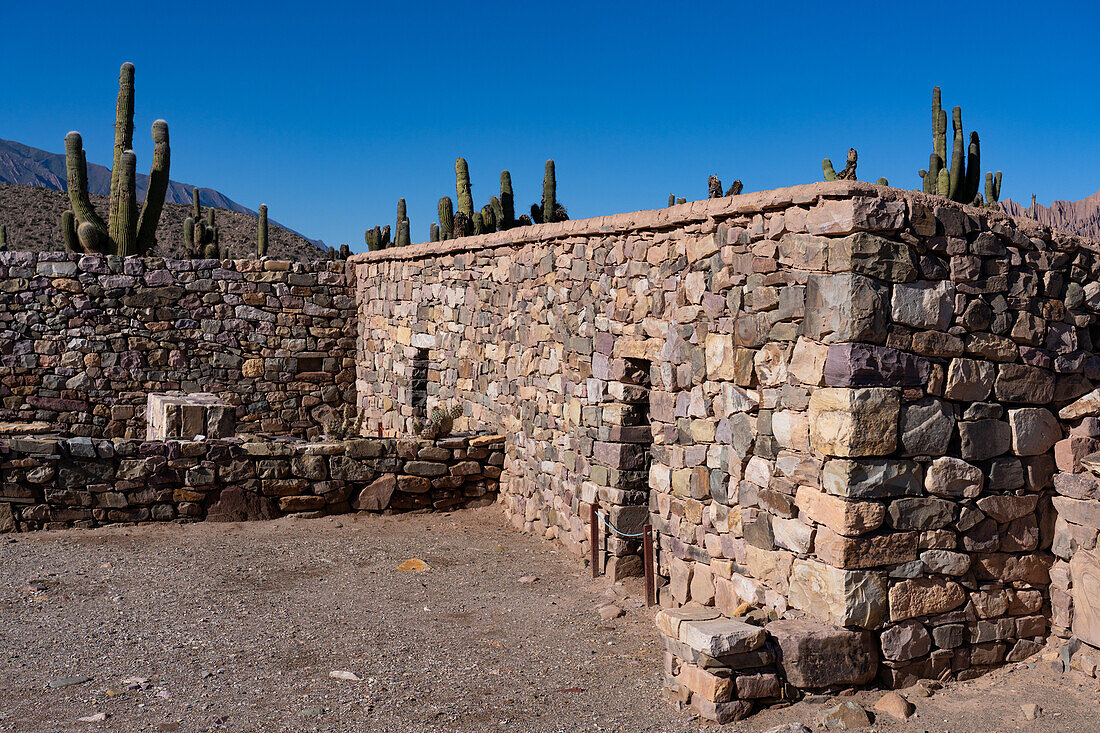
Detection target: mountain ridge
<box><xmin>1000</xmin><ymin>190</ymin><xmax>1100</xmax><ymax>240</ymax></box>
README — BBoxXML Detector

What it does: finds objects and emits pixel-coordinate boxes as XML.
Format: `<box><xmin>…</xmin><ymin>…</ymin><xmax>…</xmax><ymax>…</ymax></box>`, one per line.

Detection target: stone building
<box><xmin>5</xmin><ymin>180</ymin><xmax>1100</xmax><ymax>721</ymax></box>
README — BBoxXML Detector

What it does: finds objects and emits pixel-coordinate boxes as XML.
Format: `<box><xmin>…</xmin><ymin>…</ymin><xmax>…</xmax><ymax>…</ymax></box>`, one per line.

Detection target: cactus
<box><xmin>516</xmin><ymin>213</ymin><xmax>533</xmax><ymax>226</ymax></box>
<box><xmin>724</xmin><ymin>180</ymin><xmax>743</xmax><ymax>196</ymax></box>
<box><xmin>396</xmin><ymin>218</ymin><xmax>411</xmax><ymax>247</ymax></box>
<box><xmin>61</xmin><ymin>211</ymin><xmax>78</xmax><ymax>252</ymax></box>
<box><xmin>489</xmin><ymin>196</ymin><xmax>504</xmax><ymax>230</ymax></box>
<box><xmin>480</xmin><ymin>204</ymin><xmax>496</xmax><ymax>233</ymax></box>
<box><xmin>499</xmin><ymin>171</ymin><xmax>515</xmax><ymax>229</ymax></box>
<box><xmin>676</xmin><ymin>197</ymin><xmax>686</xmax><ymax>205</ymax></box>
<box><xmin>708</xmin><ymin>175</ymin><xmax>723</xmax><ymax>199</ymax></box>
<box><xmin>668</xmin><ymin>194</ymin><xmax>675</xmax><ymax>207</ymax></box>
<box><xmin>62</xmin><ymin>63</ymin><xmax>170</xmax><ymax>256</ymax></box>
<box><xmin>257</xmin><ymin>204</ymin><xmax>268</xmax><ymax>257</ymax></box>
<box><xmin>918</xmin><ymin>87</ymin><xmax>996</xmax><ymax>204</ymax></box>
<box><xmin>877</xmin><ymin>177</ymin><xmax>889</xmax><ymax>186</ymax></box>
<box><xmin>340</xmin><ymin>244</ymin><xmax>351</xmax><ymax>259</ymax></box>
<box><xmin>430</xmin><ymin>223</ymin><xmax>440</xmax><ymax>242</ymax></box>
<box><xmin>192</xmin><ymin>187</ymin><xmax>201</xmax><ymax>221</ymax></box>
<box><xmin>985</xmin><ymin>171</ymin><xmax>1002</xmax><ymax>204</ymax></box>
<box><xmin>473</xmin><ymin>211</ymin><xmax>485</xmax><ymax>235</ymax></box>
<box><xmin>455</xmin><ymin>158</ymin><xmax>474</xmax><ymax>216</ymax></box>
<box><xmin>418</xmin><ymin>402</ymin><xmax>464</xmax><ymax>439</ymax></box>
<box><xmin>438</xmin><ymin>196</ymin><xmax>454</xmax><ymax>240</ymax></box>
<box><xmin>0</xmin><ymin>224</ymin><xmax>6</xmax><ymax>249</ymax></box>
<box><xmin>452</xmin><ymin>211</ymin><xmax>472</xmax><ymax>238</ymax></box>
<box><xmin>823</xmin><ymin>148</ymin><xmax>858</xmax><ymax>181</ymax></box>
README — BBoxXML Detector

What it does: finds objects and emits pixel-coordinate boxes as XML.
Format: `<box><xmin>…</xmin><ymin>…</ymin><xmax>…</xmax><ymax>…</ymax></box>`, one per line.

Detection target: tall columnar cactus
<box><xmin>480</xmin><ymin>204</ymin><xmax>496</xmax><ymax>233</ymax></box>
<box><xmin>455</xmin><ymin>158</ymin><xmax>474</xmax><ymax>216</ymax></box>
<box><xmin>438</xmin><ymin>196</ymin><xmax>454</xmax><ymax>240</ymax></box>
<box><xmin>365</xmin><ymin>224</ymin><xmax>391</xmax><ymax>251</ymax></box>
<box><xmin>430</xmin><ymin>223</ymin><xmax>440</xmax><ymax>242</ymax></box>
<box><xmin>62</xmin><ymin>63</ymin><xmax>170</xmax><ymax>256</ymax></box>
<box><xmin>668</xmin><ymin>194</ymin><xmax>675</xmax><ymax>207</ymax></box>
<box><xmin>918</xmin><ymin>87</ymin><xmax>999</xmax><ymax>205</ymax></box>
<box><xmin>257</xmin><ymin>204</ymin><xmax>268</xmax><ymax>257</ymax></box>
<box><xmin>499</xmin><ymin>171</ymin><xmax>515</xmax><ymax>229</ymax></box>
<box><xmin>540</xmin><ymin>159</ymin><xmax>556</xmax><ymax>223</ymax></box>
<box><xmin>339</xmin><ymin>244</ymin><xmax>351</xmax><ymax>259</ymax></box>
<box><xmin>725</xmin><ymin>180</ymin><xmax>743</xmax><ymax>196</ymax></box>
<box><xmin>185</xmin><ymin>196</ymin><xmax>220</xmax><ymax>259</ymax></box>
<box><xmin>192</xmin><ymin>187</ymin><xmax>201</xmax><ymax>221</ymax></box>
<box><xmin>396</xmin><ymin>218</ymin><xmax>411</xmax><ymax>247</ymax></box>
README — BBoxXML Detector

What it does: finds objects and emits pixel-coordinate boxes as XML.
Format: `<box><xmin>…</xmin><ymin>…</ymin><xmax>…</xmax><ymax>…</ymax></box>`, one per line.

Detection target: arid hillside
<box><xmin>0</xmin><ymin>183</ymin><xmax>326</xmax><ymax>260</ymax></box>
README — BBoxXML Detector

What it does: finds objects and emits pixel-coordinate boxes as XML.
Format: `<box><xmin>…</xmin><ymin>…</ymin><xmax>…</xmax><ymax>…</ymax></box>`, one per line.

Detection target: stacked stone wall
<box><xmin>0</xmin><ymin>251</ymin><xmax>356</xmax><ymax>439</ymax></box>
<box><xmin>0</xmin><ymin>432</ymin><xmax>502</xmax><ymax>532</ymax></box>
<box><xmin>352</xmin><ymin>181</ymin><xmax>1100</xmax><ymax>708</ymax></box>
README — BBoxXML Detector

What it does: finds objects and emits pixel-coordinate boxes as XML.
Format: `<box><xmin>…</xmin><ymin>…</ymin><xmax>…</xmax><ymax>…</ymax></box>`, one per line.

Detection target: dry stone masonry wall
<box><xmin>0</xmin><ymin>432</ymin><xmax>502</xmax><ymax>532</ymax></box>
<box><xmin>0</xmin><ymin>252</ymin><xmax>356</xmax><ymax>439</ymax></box>
<box><xmin>353</xmin><ymin>180</ymin><xmax>1100</xmax><ymax>719</ymax></box>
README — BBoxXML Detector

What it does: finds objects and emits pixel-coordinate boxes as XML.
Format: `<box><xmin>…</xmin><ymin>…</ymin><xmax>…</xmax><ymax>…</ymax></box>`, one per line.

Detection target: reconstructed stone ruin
<box><xmin>351</xmin><ymin>180</ymin><xmax>1100</xmax><ymax>721</ymax></box>
<box><xmin>6</xmin><ymin>180</ymin><xmax>1100</xmax><ymax>722</ymax></box>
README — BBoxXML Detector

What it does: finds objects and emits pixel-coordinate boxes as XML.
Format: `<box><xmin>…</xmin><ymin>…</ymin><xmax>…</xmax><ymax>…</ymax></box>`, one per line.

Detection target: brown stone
<box><xmin>808</xmin><ymin>387</ymin><xmax>899</xmax><ymax>457</ymax></box>
<box><xmin>766</xmin><ymin>618</ymin><xmax>878</xmax><ymax>688</ymax></box>
<box><xmin>888</xmin><ymin>578</ymin><xmax>966</xmax><ymax>621</ymax></box>
<box><xmin>794</xmin><ymin>486</ymin><xmax>884</xmax><ymax>536</ymax></box>
<box><xmin>676</xmin><ymin>662</ymin><xmax>733</xmax><ymax>702</ymax></box>
<box><xmin>814</xmin><ymin>526</ymin><xmax>919</xmax><ymax>569</ymax></box>
<box><xmin>356</xmin><ymin>474</ymin><xmax>396</xmax><ymax>511</ymax></box>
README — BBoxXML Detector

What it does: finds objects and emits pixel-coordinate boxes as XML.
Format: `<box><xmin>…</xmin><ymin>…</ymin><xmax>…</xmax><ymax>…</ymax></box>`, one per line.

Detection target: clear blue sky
<box><xmin>2</xmin><ymin>1</ymin><xmax>1098</xmax><ymax>250</ymax></box>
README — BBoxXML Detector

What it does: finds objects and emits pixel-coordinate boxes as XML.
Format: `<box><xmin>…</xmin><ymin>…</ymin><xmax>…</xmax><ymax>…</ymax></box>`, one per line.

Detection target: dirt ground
<box><xmin>1</xmin><ymin>506</ymin><xmax>1098</xmax><ymax>733</ymax></box>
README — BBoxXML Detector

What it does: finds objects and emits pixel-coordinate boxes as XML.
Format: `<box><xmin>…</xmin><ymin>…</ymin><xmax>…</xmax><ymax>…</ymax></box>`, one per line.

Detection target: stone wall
<box><xmin>0</xmin><ymin>432</ymin><xmax>503</xmax><ymax>532</ymax></box>
<box><xmin>0</xmin><ymin>251</ymin><xmax>356</xmax><ymax>439</ymax></box>
<box><xmin>352</xmin><ymin>180</ymin><xmax>1100</xmax><ymax>709</ymax></box>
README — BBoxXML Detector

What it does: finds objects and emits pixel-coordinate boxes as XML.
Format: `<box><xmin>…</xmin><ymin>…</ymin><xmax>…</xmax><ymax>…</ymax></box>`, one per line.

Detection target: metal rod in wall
<box><xmin>589</xmin><ymin>503</ymin><xmax>599</xmax><ymax>579</ymax></box>
<box><xmin>643</xmin><ymin>524</ymin><xmax>655</xmax><ymax>607</ymax></box>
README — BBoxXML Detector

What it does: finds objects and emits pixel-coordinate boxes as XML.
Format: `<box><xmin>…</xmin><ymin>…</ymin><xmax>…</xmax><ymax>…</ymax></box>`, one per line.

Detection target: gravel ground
<box><xmin>1</xmin><ymin>507</ymin><xmax>1098</xmax><ymax>732</ymax></box>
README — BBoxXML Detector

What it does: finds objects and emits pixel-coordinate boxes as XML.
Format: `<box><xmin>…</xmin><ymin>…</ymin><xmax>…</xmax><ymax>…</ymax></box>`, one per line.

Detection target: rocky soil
<box><xmin>0</xmin><ymin>507</ymin><xmax>1097</xmax><ymax>732</ymax></box>
<box><xmin>0</xmin><ymin>183</ymin><xmax>326</xmax><ymax>260</ymax></box>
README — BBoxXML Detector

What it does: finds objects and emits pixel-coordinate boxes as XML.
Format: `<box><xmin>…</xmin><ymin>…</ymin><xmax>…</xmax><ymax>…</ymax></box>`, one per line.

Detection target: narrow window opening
<box><xmin>411</xmin><ymin>347</ymin><xmax>429</xmax><ymax>417</ymax></box>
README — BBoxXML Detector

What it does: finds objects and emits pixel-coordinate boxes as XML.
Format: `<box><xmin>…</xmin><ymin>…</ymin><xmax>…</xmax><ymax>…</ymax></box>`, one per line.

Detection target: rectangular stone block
<box><xmin>808</xmin><ymin>388</ymin><xmax>898</xmax><ymax>457</ymax></box>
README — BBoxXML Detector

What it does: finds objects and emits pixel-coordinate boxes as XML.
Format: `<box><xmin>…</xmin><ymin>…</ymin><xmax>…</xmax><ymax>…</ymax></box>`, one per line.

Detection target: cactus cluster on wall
<box><xmin>668</xmin><ymin>175</ymin><xmax>743</xmax><ymax>207</ymax></box>
<box><xmin>821</xmin><ymin>148</ymin><xmax>888</xmax><ymax>186</ymax></box>
<box><xmin>184</xmin><ymin>190</ymin><xmax>222</xmax><ymax>259</ymax></box>
<box><xmin>918</xmin><ymin>86</ymin><xmax>1002</xmax><ymax>205</ymax></box>
<box><xmin>61</xmin><ymin>63</ymin><xmax>170</xmax><ymax>257</ymax></box>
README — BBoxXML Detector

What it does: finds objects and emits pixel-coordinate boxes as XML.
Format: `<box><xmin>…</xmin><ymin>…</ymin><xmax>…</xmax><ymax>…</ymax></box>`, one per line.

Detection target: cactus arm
<box><xmin>396</xmin><ymin>218</ymin><xmax>410</xmax><ymax>247</ymax></box>
<box><xmin>184</xmin><ymin>217</ymin><xmax>195</xmax><ymax>256</ymax></box>
<box><xmin>822</xmin><ymin>158</ymin><xmax>838</xmax><ymax>181</ymax></box>
<box><xmin>676</xmin><ymin>197</ymin><xmax>686</xmax><ymax>205</ymax></box>
<box><xmin>135</xmin><ymin>120</ymin><xmax>170</xmax><ymax>254</ymax></box>
<box><xmin>930</xmin><ymin>87</ymin><xmax>946</xmax><ymax>187</ymax></box>
<box><xmin>61</xmin><ymin>211</ymin><xmax>80</xmax><ymax>252</ymax></box>
<box><xmin>114</xmin><ymin>150</ymin><xmax>138</xmax><ymax>257</ymax></box>
<box><xmin>257</xmin><ymin>204</ymin><xmax>268</xmax><ymax>257</ymax></box>
<box><xmin>192</xmin><ymin>188</ymin><xmax>201</xmax><ymax>220</ymax></box>
<box><xmin>455</xmin><ymin>158</ymin><xmax>474</xmax><ymax>216</ymax></box>
<box><xmin>438</xmin><ymin>197</ymin><xmax>454</xmax><ymax>240</ymax></box>
<box><xmin>500</xmin><ymin>171</ymin><xmax>514</xmax><ymax>229</ymax></box>
<box><xmin>948</xmin><ymin>107</ymin><xmax>965</xmax><ymax>200</ymax></box>
<box><xmin>963</xmin><ymin>131</ymin><xmax>981</xmax><ymax>204</ymax></box>
<box><xmin>473</xmin><ymin>212</ymin><xmax>484</xmax><ymax>235</ymax></box>
<box><xmin>937</xmin><ymin>168</ymin><xmax>950</xmax><ymax>197</ymax></box>
<box><xmin>108</xmin><ymin>62</ymin><xmax>135</xmax><ymax>244</ymax></box>
<box><xmin>985</xmin><ymin>171</ymin><xmax>1002</xmax><ymax>204</ymax></box>
<box><xmin>64</xmin><ymin>132</ymin><xmax>108</xmax><ymax>245</ymax></box>
<box><xmin>541</xmin><ymin>160</ymin><xmax>556</xmax><ymax>223</ymax></box>
<box><xmin>724</xmin><ymin>180</ymin><xmax>743</xmax><ymax>196</ymax></box>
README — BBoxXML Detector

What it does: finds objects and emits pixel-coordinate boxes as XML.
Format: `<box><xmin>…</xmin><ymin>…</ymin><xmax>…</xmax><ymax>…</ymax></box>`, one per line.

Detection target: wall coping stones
<box><xmin>348</xmin><ymin>181</ymin><xmax>1077</xmax><ymax>265</ymax></box>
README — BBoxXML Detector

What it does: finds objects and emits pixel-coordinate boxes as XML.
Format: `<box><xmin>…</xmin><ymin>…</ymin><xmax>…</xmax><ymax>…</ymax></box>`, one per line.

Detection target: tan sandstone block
<box><xmin>787</xmin><ymin>558</ymin><xmax>887</xmax><ymax>629</ymax></box>
<box><xmin>795</xmin><ymin>486</ymin><xmax>885</xmax><ymax>536</ymax></box>
<box><xmin>808</xmin><ymin>388</ymin><xmax>899</xmax><ymax>457</ymax></box>
<box><xmin>889</xmin><ymin>578</ymin><xmax>966</xmax><ymax>622</ymax></box>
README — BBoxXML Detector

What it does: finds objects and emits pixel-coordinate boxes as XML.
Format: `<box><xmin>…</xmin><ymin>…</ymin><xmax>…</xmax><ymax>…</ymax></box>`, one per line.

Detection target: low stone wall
<box><xmin>0</xmin><ymin>252</ymin><xmax>355</xmax><ymax>439</ymax></box>
<box><xmin>0</xmin><ymin>432</ymin><xmax>503</xmax><ymax>532</ymax></box>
